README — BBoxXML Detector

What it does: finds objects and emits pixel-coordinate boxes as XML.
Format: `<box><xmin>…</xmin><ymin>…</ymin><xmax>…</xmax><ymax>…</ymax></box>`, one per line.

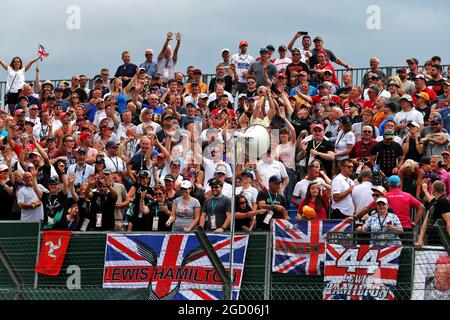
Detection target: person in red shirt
<box><xmin>412</xmin><ymin>74</ymin><xmax>437</xmax><ymax>105</ymax></box>
<box><xmin>385</xmin><ymin>175</ymin><xmax>425</xmax><ymax>229</ymax></box>
<box><xmin>312</xmin><ymin>51</ymin><xmax>340</xmax><ymax>86</ymax></box>
<box><xmin>297</xmin><ymin>180</ymin><xmax>329</xmax><ymax>220</ymax></box>
<box><xmin>349</xmin><ymin>125</ymin><xmax>376</xmax><ymax>166</ymax></box>
<box><xmin>311</xmin><ymin>83</ymin><xmax>341</xmax><ymax>105</ymax></box>
<box><xmin>361</xmin><ymin>86</ymin><xmax>378</xmax><ymax>110</ymax></box>
<box><xmin>342</xmin><ymin>86</ymin><xmax>364</xmax><ymax>110</ymax></box>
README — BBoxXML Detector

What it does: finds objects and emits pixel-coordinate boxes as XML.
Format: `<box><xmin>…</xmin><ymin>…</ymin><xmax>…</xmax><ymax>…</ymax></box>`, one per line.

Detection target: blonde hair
<box><xmin>402</xmin><ymin>159</ymin><xmax>417</xmax><ymax>171</ymax></box>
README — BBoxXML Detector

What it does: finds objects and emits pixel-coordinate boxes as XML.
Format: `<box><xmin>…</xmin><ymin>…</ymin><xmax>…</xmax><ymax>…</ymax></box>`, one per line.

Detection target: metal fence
<box><xmin>1</xmin><ymin>64</ymin><xmax>448</xmax><ymax>109</ymax></box>
<box><xmin>0</xmin><ymin>221</ymin><xmax>447</xmax><ymax>300</ymax></box>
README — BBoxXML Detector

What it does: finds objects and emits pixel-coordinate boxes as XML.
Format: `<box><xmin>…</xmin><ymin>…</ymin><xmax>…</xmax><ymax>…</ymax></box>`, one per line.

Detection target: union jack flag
<box><xmin>272</xmin><ymin>219</ymin><xmax>352</xmax><ymax>275</ymax></box>
<box><xmin>38</xmin><ymin>44</ymin><xmax>48</xmax><ymax>61</ymax></box>
<box><xmin>103</xmin><ymin>233</ymin><xmax>249</xmax><ymax>300</ymax></box>
<box><xmin>323</xmin><ymin>244</ymin><xmax>402</xmax><ymax>300</ymax></box>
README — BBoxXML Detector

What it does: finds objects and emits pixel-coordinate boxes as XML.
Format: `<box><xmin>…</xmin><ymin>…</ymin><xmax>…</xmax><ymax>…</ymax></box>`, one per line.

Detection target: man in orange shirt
<box><xmin>373</xmin><ymin>96</ymin><xmax>388</xmax><ymax>127</ymax></box>
<box><xmin>184</xmin><ymin>69</ymin><xmax>207</xmax><ymax>94</ymax></box>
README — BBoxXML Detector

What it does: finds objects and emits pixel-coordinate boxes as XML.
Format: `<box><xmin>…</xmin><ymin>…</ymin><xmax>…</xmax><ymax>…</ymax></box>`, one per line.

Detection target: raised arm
<box><xmin>0</xmin><ymin>59</ymin><xmax>8</xmax><ymax>71</ymax></box>
<box><xmin>173</xmin><ymin>33</ymin><xmax>182</xmax><ymax>63</ymax></box>
<box><xmin>279</xmin><ymin>106</ymin><xmax>296</xmax><ymax>144</ymax></box>
<box><xmin>31</xmin><ymin>135</ymin><xmax>50</xmax><ymax>166</ymax></box>
<box><xmin>35</xmin><ymin>66</ymin><xmax>42</xmax><ymax>94</ymax></box>
<box><xmin>30</xmin><ymin>166</ymin><xmax>43</xmax><ymax>199</ymax></box>
<box><xmin>287</xmin><ymin>32</ymin><xmax>303</xmax><ymax>53</ymax></box>
<box><xmin>158</xmin><ymin>32</ymin><xmax>173</xmax><ymax>61</ymax></box>
<box><xmin>24</xmin><ymin>56</ymin><xmax>41</xmax><ymax>72</ymax></box>
<box><xmin>123</xmin><ymin>68</ymin><xmax>139</xmax><ymax>94</ymax></box>
<box><xmin>68</xmin><ymin>173</ymin><xmax>79</xmax><ymax>203</ymax></box>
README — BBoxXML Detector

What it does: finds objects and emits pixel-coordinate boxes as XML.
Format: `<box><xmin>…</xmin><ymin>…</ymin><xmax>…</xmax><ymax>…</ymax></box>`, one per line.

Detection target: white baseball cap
<box><xmin>180</xmin><ymin>180</ymin><xmax>192</xmax><ymax>189</ymax></box>
<box><xmin>376</xmin><ymin>197</ymin><xmax>388</xmax><ymax>205</ymax></box>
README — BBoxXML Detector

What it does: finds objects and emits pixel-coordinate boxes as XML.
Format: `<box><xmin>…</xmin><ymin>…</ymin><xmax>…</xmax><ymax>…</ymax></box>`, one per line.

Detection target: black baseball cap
<box><xmin>208</xmin><ymin>178</ymin><xmax>223</xmax><ymax>187</ymax></box>
<box><xmin>269</xmin><ymin>175</ymin><xmax>282</xmax><ymax>184</ymax></box>
<box><xmin>49</xmin><ymin>176</ymin><xmax>60</xmax><ymax>185</ymax></box>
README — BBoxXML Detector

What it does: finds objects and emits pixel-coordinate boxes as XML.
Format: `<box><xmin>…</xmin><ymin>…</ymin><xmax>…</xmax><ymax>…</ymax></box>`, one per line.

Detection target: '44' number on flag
<box><xmin>336</xmin><ymin>248</ymin><xmax>380</xmax><ymax>274</ymax></box>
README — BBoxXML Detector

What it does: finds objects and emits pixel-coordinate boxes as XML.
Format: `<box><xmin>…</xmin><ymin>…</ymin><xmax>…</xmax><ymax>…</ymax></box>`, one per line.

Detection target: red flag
<box><xmin>35</xmin><ymin>230</ymin><xmax>71</xmax><ymax>276</ymax></box>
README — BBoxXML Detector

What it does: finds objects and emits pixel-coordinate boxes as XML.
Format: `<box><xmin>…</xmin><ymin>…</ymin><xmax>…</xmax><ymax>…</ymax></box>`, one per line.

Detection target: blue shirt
<box><xmin>139</xmin><ymin>61</ymin><xmax>157</xmax><ymax>77</ymax></box>
<box><xmin>116</xmin><ymin>93</ymin><xmax>127</xmax><ymax>115</ymax></box>
<box><xmin>378</xmin><ymin>116</ymin><xmax>395</xmax><ymax>136</ymax></box>
<box><xmin>83</xmin><ymin>102</ymin><xmax>97</xmax><ymax>123</ymax></box>
<box><xmin>289</xmin><ymin>85</ymin><xmax>317</xmax><ymax>97</ymax></box>
<box><xmin>440</xmin><ymin>107</ymin><xmax>450</xmax><ymax>133</ymax></box>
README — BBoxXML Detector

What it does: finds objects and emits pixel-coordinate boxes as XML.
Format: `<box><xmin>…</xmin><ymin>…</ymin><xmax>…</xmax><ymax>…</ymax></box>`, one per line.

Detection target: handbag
<box><xmin>4</xmin><ymin>73</ymin><xmax>18</xmax><ymax>104</ymax></box>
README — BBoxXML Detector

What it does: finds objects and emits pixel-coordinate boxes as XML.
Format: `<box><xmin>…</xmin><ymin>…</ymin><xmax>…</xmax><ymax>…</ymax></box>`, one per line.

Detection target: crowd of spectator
<box><xmin>0</xmin><ymin>31</ymin><xmax>448</xmax><ymax>247</ymax></box>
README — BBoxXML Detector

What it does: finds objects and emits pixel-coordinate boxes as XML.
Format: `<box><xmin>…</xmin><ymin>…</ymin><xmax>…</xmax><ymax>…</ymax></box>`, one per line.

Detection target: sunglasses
<box><xmin>372</xmin><ymin>193</ymin><xmax>382</xmax><ymax>198</ymax></box>
<box><xmin>239</xmin><ymin>201</ymin><xmax>247</xmax><ymax>205</ymax></box>
<box><xmin>181</xmin><ymin>187</ymin><xmax>189</xmax><ymax>191</ymax></box>
<box><xmin>155</xmin><ymin>192</ymin><xmax>164</xmax><ymax>195</ymax></box>
<box><xmin>363</xmin><ymin>130</ymin><xmax>373</xmax><ymax>133</ymax></box>
<box><xmin>99</xmin><ymin>185</ymin><xmax>110</xmax><ymax>188</ymax></box>
<box><xmin>313</xmin><ymin>129</ymin><xmax>323</xmax><ymax>132</ymax></box>
<box><xmin>65</xmin><ymin>139</ymin><xmax>74</xmax><ymax>142</ymax></box>
<box><xmin>211</xmin><ymin>186</ymin><xmax>221</xmax><ymax>190</ymax></box>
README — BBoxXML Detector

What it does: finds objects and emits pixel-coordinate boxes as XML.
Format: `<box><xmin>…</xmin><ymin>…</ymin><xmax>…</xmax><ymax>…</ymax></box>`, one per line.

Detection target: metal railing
<box><xmin>1</xmin><ymin>64</ymin><xmax>448</xmax><ymax>108</ymax></box>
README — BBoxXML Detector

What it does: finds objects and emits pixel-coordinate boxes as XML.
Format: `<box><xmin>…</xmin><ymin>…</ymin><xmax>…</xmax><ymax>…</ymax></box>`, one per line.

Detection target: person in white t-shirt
<box><xmin>351</xmin><ymin>169</ymin><xmax>374</xmax><ymax>214</ymax></box>
<box><xmin>394</xmin><ymin>94</ymin><xmax>424</xmax><ymax>138</ymax></box>
<box><xmin>202</xmin><ymin>154</ymin><xmax>232</xmax><ymax>190</ymax></box>
<box><xmin>0</xmin><ymin>55</ymin><xmax>41</xmax><ymax>114</ymax></box>
<box><xmin>230</xmin><ymin>40</ymin><xmax>255</xmax><ymax>93</ymax></box>
<box><xmin>256</xmin><ymin>150</ymin><xmax>289</xmax><ymax>193</ymax></box>
<box><xmin>17</xmin><ymin>171</ymin><xmax>46</xmax><ymax>222</ymax></box>
<box><xmin>273</xmin><ymin>45</ymin><xmax>292</xmax><ymax>72</ymax></box>
<box><xmin>333</xmin><ymin>117</ymin><xmax>356</xmax><ymax>175</ymax></box>
<box><xmin>235</xmin><ymin>170</ymin><xmax>258</xmax><ymax>210</ymax></box>
<box><xmin>292</xmin><ymin>163</ymin><xmax>331</xmax><ymax>207</ymax></box>
<box><xmin>331</xmin><ymin>159</ymin><xmax>355</xmax><ymax>218</ymax></box>
<box><xmin>204</xmin><ymin>166</ymin><xmax>232</xmax><ymax>199</ymax></box>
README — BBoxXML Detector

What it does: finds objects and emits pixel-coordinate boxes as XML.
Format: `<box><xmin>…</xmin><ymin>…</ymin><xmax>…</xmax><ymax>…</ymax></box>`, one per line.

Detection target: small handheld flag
<box><xmin>38</xmin><ymin>44</ymin><xmax>49</xmax><ymax>61</ymax></box>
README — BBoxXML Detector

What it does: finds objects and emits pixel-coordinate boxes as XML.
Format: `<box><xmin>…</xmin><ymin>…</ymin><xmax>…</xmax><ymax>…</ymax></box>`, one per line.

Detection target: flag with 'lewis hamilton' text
<box><xmin>323</xmin><ymin>244</ymin><xmax>402</xmax><ymax>300</ymax></box>
<box><xmin>103</xmin><ymin>233</ymin><xmax>249</xmax><ymax>300</ymax></box>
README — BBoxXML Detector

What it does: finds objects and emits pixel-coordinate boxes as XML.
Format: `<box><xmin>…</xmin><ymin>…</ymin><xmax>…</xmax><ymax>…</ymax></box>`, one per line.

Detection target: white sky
<box><xmin>0</xmin><ymin>0</ymin><xmax>448</xmax><ymax>80</ymax></box>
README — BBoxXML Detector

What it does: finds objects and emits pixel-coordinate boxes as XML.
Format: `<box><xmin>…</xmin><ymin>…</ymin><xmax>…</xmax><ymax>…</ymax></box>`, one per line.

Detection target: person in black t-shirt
<box><xmin>369</xmin><ymin>130</ymin><xmax>404</xmax><ymax>177</ymax></box>
<box><xmin>418</xmin><ymin>180</ymin><xmax>450</xmax><ymax>247</ymax></box>
<box><xmin>0</xmin><ymin>163</ymin><xmax>14</xmax><ymax>220</ymax></box>
<box><xmin>235</xmin><ymin>194</ymin><xmax>268</xmax><ymax>233</ymax></box>
<box><xmin>299</xmin><ymin>122</ymin><xmax>335</xmax><ymax>178</ymax></box>
<box><xmin>285</xmin><ymin>48</ymin><xmax>310</xmax><ymax>90</ymax></box>
<box><xmin>68</xmin><ymin>173</ymin><xmax>90</xmax><ymax>231</ymax></box>
<box><xmin>86</xmin><ymin>174</ymin><xmax>118</xmax><ymax>231</ymax></box>
<box><xmin>137</xmin><ymin>186</ymin><xmax>172</xmax><ymax>232</ymax></box>
<box><xmin>256</xmin><ymin>176</ymin><xmax>289</xmax><ymax>231</ymax></box>
<box><xmin>127</xmin><ymin>170</ymin><xmax>153</xmax><ymax>231</ymax></box>
<box><xmin>42</xmin><ymin>176</ymin><xmax>68</xmax><ymax>230</ymax></box>
<box><xmin>426</xmin><ymin>64</ymin><xmax>446</xmax><ymax>96</ymax></box>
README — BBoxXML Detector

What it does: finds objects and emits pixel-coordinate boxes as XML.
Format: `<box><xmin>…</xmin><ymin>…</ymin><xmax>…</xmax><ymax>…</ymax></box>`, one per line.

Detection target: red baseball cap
<box><xmin>79</xmin><ymin>131</ymin><xmax>91</xmax><ymax>141</ymax></box>
<box><xmin>239</xmin><ymin>40</ymin><xmax>248</xmax><ymax>47</ymax></box>
<box><xmin>311</xmin><ymin>122</ymin><xmax>324</xmax><ymax>130</ymax></box>
<box><xmin>15</xmin><ymin>109</ymin><xmax>26</xmax><ymax>116</ymax></box>
<box><xmin>277</xmin><ymin>73</ymin><xmax>287</xmax><ymax>79</ymax></box>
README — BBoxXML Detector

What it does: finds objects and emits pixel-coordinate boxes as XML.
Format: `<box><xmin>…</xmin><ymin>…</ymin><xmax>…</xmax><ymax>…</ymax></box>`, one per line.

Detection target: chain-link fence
<box><xmin>0</xmin><ymin>221</ymin><xmax>448</xmax><ymax>300</ymax></box>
